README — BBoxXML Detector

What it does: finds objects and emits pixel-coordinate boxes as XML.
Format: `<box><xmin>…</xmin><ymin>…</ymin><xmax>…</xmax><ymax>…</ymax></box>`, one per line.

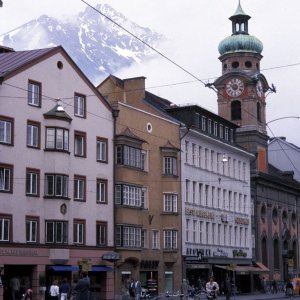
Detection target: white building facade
<box><xmin>0</xmin><ymin>46</ymin><xmax>115</xmax><ymax>299</ymax></box>
<box><xmin>166</xmin><ymin>105</ymin><xmax>253</xmax><ymax>290</ymax></box>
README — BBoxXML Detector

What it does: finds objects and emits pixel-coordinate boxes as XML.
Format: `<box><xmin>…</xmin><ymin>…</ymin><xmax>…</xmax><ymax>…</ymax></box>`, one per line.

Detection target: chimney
<box><xmin>123</xmin><ymin>76</ymin><xmax>146</xmax><ymax>106</ymax></box>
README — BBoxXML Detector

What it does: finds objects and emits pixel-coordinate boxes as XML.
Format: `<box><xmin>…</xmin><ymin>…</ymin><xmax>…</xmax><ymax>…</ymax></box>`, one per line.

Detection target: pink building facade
<box><xmin>0</xmin><ymin>46</ymin><xmax>115</xmax><ymax>299</ymax></box>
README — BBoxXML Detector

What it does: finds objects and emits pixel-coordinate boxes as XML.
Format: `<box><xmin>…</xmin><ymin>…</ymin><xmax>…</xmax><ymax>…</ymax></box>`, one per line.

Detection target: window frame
<box><xmin>97</xmin><ymin>137</ymin><xmax>108</xmax><ymax>163</ymax></box>
<box><xmin>163</xmin><ymin>156</ymin><xmax>177</xmax><ymax>176</ymax></box>
<box><xmin>0</xmin><ymin>163</ymin><xmax>13</xmax><ymax>193</ymax></box>
<box><xmin>73</xmin><ymin>219</ymin><xmax>85</xmax><ymax>245</ymax></box>
<box><xmin>163</xmin><ymin>229</ymin><xmax>177</xmax><ymax>250</ymax></box>
<box><xmin>116</xmin><ymin>145</ymin><xmax>143</xmax><ymax>169</ymax></box>
<box><xmin>115</xmin><ymin>225</ymin><xmax>141</xmax><ymax>248</ymax></box>
<box><xmin>0</xmin><ymin>214</ymin><xmax>12</xmax><ymax>242</ymax></box>
<box><xmin>96</xmin><ymin>178</ymin><xmax>107</xmax><ymax>204</ymax></box>
<box><xmin>74</xmin><ymin>131</ymin><xmax>86</xmax><ymax>157</ymax></box>
<box><xmin>45</xmin><ymin>220</ymin><xmax>68</xmax><ymax>244</ymax></box>
<box><xmin>152</xmin><ymin>230</ymin><xmax>160</xmax><ymax>249</ymax></box>
<box><xmin>74</xmin><ymin>93</ymin><xmax>86</xmax><ymax>118</ymax></box>
<box><xmin>27</xmin><ymin>120</ymin><xmax>41</xmax><ymax>149</ymax></box>
<box><xmin>45</xmin><ymin>127</ymin><xmax>69</xmax><ymax>152</ymax></box>
<box><xmin>28</xmin><ymin>80</ymin><xmax>42</xmax><ymax>107</ymax></box>
<box><xmin>163</xmin><ymin>193</ymin><xmax>178</xmax><ymax>213</ymax></box>
<box><xmin>26</xmin><ymin>168</ymin><xmax>40</xmax><ymax>197</ymax></box>
<box><xmin>0</xmin><ymin>115</ymin><xmax>14</xmax><ymax>146</ymax></box>
<box><xmin>44</xmin><ymin>173</ymin><xmax>69</xmax><ymax>198</ymax></box>
<box><xmin>74</xmin><ymin>175</ymin><xmax>86</xmax><ymax>201</ymax></box>
<box><xmin>26</xmin><ymin>216</ymin><xmax>39</xmax><ymax>243</ymax></box>
<box><xmin>96</xmin><ymin>221</ymin><xmax>107</xmax><ymax>246</ymax></box>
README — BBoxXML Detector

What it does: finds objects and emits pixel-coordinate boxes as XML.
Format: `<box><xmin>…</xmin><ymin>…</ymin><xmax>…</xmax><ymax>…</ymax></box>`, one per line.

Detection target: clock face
<box><xmin>256</xmin><ymin>80</ymin><xmax>263</xmax><ymax>98</ymax></box>
<box><xmin>226</xmin><ymin>78</ymin><xmax>244</xmax><ymax>97</ymax></box>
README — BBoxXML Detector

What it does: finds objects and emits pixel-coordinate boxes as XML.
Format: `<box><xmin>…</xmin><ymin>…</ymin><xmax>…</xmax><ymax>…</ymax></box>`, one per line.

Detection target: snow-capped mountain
<box><xmin>0</xmin><ymin>4</ymin><xmax>164</xmax><ymax>83</ymax></box>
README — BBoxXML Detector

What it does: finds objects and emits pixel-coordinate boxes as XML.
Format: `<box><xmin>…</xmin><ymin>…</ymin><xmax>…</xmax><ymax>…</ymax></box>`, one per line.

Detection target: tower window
<box><xmin>257</xmin><ymin>102</ymin><xmax>261</xmax><ymax>122</ymax></box>
<box><xmin>223</xmin><ymin>64</ymin><xmax>227</xmax><ymax>71</ymax></box>
<box><xmin>231</xmin><ymin>61</ymin><xmax>239</xmax><ymax>69</ymax></box>
<box><xmin>256</xmin><ymin>63</ymin><xmax>260</xmax><ymax>71</ymax></box>
<box><xmin>231</xmin><ymin>100</ymin><xmax>241</xmax><ymax>120</ymax></box>
<box><xmin>245</xmin><ymin>61</ymin><xmax>252</xmax><ymax>68</ymax></box>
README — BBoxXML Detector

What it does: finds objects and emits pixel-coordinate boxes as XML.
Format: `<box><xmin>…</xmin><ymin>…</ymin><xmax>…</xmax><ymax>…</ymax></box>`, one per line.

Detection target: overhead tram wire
<box><xmin>80</xmin><ymin>0</ymin><xmax>215</xmax><ymax>92</ymax></box>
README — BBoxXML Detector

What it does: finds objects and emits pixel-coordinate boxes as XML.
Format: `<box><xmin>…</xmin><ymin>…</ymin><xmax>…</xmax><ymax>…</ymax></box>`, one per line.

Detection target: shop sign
<box><xmin>186</xmin><ymin>247</ymin><xmax>211</xmax><ymax>259</ymax></box>
<box><xmin>235</xmin><ymin>217</ymin><xmax>249</xmax><ymax>225</ymax></box>
<box><xmin>78</xmin><ymin>258</ymin><xmax>92</xmax><ymax>272</ymax></box>
<box><xmin>102</xmin><ymin>251</ymin><xmax>120</xmax><ymax>262</ymax></box>
<box><xmin>233</xmin><ymin>249</ymin><xmax>247</xmax><ymax>258</ymax></box>
<box><xmin>185</xmin><ymin>208</ymin><xmax>214</xmax><ymax>219</ymax></box>
<box><xmin>140</xmin><ymin>260</ymin><xmax>159</xmax><ymax>269</ymax></box>
<box><xmin>0</xmin><ymin>248</ymin><xmax>38</xmax><ymax>256</ymax></box>
<box><xmin>213</xmin><ymin>248</ymin><xmax>228</xmax><ymax>257</ymax></box>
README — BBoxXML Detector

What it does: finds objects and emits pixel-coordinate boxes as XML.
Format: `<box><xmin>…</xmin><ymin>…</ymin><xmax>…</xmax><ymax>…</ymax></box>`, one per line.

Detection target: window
<box><xmin>185</xmin><ymin>141</ymin><xmax>189</xmax><ymax>163</ymax></box>
<box><xmin>0</xmin><ymin>116</ymin><xmax>13</xmax><ymax>145</ymax></box>
<box><xmin>28</xmin><ymin>80</ymin><xmax>41</xmax><ymax>107</ymax></box>
<box><xmin>219</xmin><ymin>124</ymin><xmax>224</xmax><ymax>138</ymax></box>
<box><xmin>152</xmin><ymin>230</ymin><xmax>160</xmax><ymax>249</ymax></box>
<box><xmin>198</xmin><ymin>146</ymin><xmax>202</xmax><ymax>167</ymax></box>
<box><xmin>186</xmin><ymin>219</ymin><xmax>190</xmax><ymax>242</ymax></box>
<box><xmin>26</xmin><ymin>217</ymin><xmax>39</xmax><ymax>243</ymax></box>
<box><xmin>185</xmin><ymin>180</ymin><xmax>190</xmax><ymax>203</ymax></box>
<box><xmin>116</xmin><ymin>145</ymin><xmax>143</xmax><ymax>169</ymax></box>
<box><xmin>74</xmin><ymin>219</ymin><xmax>85</xmax><ymax>244</ymax></box>
<box><xmin>74</xmin><ymin>175</ymin><xmax>86</xmax><ymax>201</ymax></box>
<box><xmin>45</xmin><ymin>127</ymin><xmax>69</xmax><ymax>151</ymax></box>
<box><xmin>45</xmin><ymin>174</ymin><xmax>69</xmax><ymax>198</ymax></box>
<box><xmin>192</xmin><ymin>143</ymin><xmax>196</xmax><ymax>165</ymax></box>
<box><xmin>97</xmin><ymin>137</ymin><xmax>108</xmax><ymax>163</ymax></box>
<box><xmin>201</xmin><ymin>116</ymin><xmax>206</xmax><ymax>131</ymax></box>
<box><xmin>204</xmin><ymin>148</ymin><xmax>209</xmax><ymax>169</ymax></box>
<box><xmin>163</xmin><ymin>157</ymin><xmax>177</xmax><ymax>175</ymax></box>
<box><xmin>163</xmin><ymin>230</ymin><xmax>177</xmax><ymax>249</ymax></box>
<box><xmin>27</xmin><ymin>121</ymin><xmax>40</xmax><ymax>148</ymax></box>
<box><xmin>74</xmin><ymin>93</ymin><xmax>86</xmax><ymax>117</ymax></box>
<box><xmin>45</xmin><ymin>220</ymin><xmax>68</xmax><ymax>243</ymax></box>
<box><xmin>26</xmin><ymin>168</ymin><xmax>40</xmax><ymax>196</ymax></box>
<box><xmin>163</xmin><ymin>193</ymin><xmax>178</xmax><ymax>213</ymax></box>
<box><xmin>96</xmin><ymin>179</ymin><xmax>107</xmax><ymax>204</ymax></box>
<box><xmin>257</xmin><ymin>102</ymin><xmax>261</xmax><ymax>122</ymax></box>
<box><xmin>141</xmin><ymin>229</ymin><xmax>147</xmax><ymax>248</ymax></box>
<box><xmin>214</xmin><ymin>122</ymin><xmax>218</xmax><ymax>136</ymax></box>
<box><xmin>0</xmin><ymin>215</ymin><xmax>11</xmax><ymax>241</ymax></box>
<box><xmin>225</xmin><ymin>127</ymin><xmax>229</xmax><ymax>141</ymax></box>
<box><xmin>115</xmin><ymin>225</ymin><xmax>141</xmax><ymax>248</ymax></box>
<box><xmin>208</xmin><ymin>119</ymin><xmax>212</xmax><ymax>134</ymax></box>
<box><xmin>231</xmin><ymin>100</ymin><xmax>241</xmax><ymax>120</ymax></box>
<box><xmin>115</xmin><ymin>184</ymin><xmax>145</xmax><ymax>208</ymax></box>
<box><xmin>0</xmin><ymin>163</ymin><xmax>13</xmax><ymax>192</ymax></box>
<box><xmin>74</xmin><ymin>131</ymin><xmax>86</xmax><ymax>157</ymax></box>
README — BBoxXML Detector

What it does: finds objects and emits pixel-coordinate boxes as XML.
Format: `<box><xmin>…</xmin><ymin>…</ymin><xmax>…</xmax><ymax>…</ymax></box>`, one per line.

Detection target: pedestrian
<box><xmin>73</xmin><ymin>271</ymin><xmax>90</xmax><ymax>300</ymax></box>
<box><xmin>134</xmin><ymin>278</ymin><xmax>142</xmax><ymax>300</ymax></box>
<box><xmin>206</xmin><ymin>276</ymin><xmax>219</xmax><ymax>299</ymax></box>
<box><xmin>60</xmin><ymin>278</ymin><xmax>70</xmax><ymax>300</ymax></box>
<box><xmin>129</xmin><ymin>279</ymin><xmax>135</xmax><ymax>300</ymax></box>
<box><xmin>49</xmin><ymin>280</ymin><xmax>60</xmax><ymax>300</ymax></box>
<box><xmin>23</xmin><ymin>288</ymin><xmax>33</xmax><ymax>300</ymax></box>
<box><xmin>181</xmin><ymin>279</ymin><xmax>188</xmax><ymax>300</ymax></box>
<box><xmin>225</xmin><ymin>277</ymin><xmax>231</xmax><ymax>300</ymax></box>
<box><xmin>271</xmin><ymin>280</ymin><xmax>277</xmax><ymax>294</ymax></box>
<box><xmin>10</xmin><ymin>277</ymin><xmax>20</xmax><ymax>300</ymax></box>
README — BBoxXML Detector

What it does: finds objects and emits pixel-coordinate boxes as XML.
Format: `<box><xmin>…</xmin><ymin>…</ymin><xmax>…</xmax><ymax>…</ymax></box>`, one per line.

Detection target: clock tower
<box><xmin>213</xmin><ymin>0</ymin><xmax>273</xmax><ymax>172</ymax></box>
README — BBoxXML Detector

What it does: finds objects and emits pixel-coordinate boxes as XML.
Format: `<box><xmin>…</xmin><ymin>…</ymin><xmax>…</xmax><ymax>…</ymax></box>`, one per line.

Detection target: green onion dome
<box><xmin>218</xmin><ymin>34</ymin><xmax>263</xmax><ymax>55</ymax></box>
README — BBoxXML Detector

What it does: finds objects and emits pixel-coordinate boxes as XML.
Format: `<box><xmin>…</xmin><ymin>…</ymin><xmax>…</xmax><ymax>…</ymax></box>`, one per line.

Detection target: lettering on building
<box><xmin>233</xmin><ymin>249</ymin><xmax>247</xmax><ymax>258</ymax></box>
<box><xmin>0</xmin><ymin>248</ymin><xmax>38</xmax><ymax>256</ymax></box>
<box><xmin>185</xmin><ymin>208</ymin><xmax>214</xmax><ymax>219</ymax></box>
<box><xmin>140</xmin><ymin>260</ymin><xmax>159</xmax><ymax>269</ymax></box>
<box><xmin>213</xmin><ymin>248</ymin><xmax>228</xmax><ymax>257</ymax></box>
<box><xmin>235</xmin><ymin>217</ymin><xmax>249</xmax><ymax>225</ymax></box>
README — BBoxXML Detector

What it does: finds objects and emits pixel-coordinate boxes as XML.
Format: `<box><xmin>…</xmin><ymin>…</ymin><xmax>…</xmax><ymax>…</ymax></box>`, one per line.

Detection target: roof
<box><xmin>269</xmin><ymin>137</ymin><xmax>300</xmax><ymax>152</ymax></box>
<box><xmin>0</xmin><ymin>48</ymin><xmax>55</xmax><ymax>78</ymax></box>
<box><xmin>0</xmin><ymin>46</ymin><xmax>112</xmax><ymax>111</ymax></box>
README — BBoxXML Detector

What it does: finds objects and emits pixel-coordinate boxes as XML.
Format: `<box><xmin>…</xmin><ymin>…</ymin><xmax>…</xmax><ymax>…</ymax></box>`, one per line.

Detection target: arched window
<box><xmin>231</xmin><ymin>100</ymin><xmax>241</xmax><ymax>120</ymax></box>
<box><xmin>257</xmin><ymin>102</ymin><xmax>261</xmax><ymax>122</ymax></box>
<box><xmin>262</xmin><ymin>236</ymin><xmax>268</xmax><ymax>267</ymax></box>
<box><xmin>274</xmin><ymin>239</ymin><xmax>280</xmax><ymax>269</ymax></box>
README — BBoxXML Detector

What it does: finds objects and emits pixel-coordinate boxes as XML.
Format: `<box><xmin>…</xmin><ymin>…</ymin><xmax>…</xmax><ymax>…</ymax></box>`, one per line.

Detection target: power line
<box><xmin>80</xmin><ymin>0</ymin><xmax>213</xmax><ymax>91</ymax></box>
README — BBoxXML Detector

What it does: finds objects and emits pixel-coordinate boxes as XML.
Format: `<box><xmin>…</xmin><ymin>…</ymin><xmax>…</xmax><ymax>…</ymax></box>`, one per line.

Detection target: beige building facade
<box><xmin>98</xmin><ymin>76</ymin><xmax>182</xmax><ymax>298</ymax></box>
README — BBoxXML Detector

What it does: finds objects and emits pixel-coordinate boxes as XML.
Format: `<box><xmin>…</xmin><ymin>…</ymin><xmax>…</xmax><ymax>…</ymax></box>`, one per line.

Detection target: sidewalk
<box><xmin>219</xmin><ymin>291</ymin><xmax>285</xmax><ymax>300</ymax></box>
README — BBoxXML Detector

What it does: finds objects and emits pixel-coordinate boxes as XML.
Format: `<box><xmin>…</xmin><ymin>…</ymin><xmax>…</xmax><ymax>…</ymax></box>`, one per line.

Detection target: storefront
<box><xmin>0</xmin><ymin>246</ymin><xmax>114</xmax><ymax>300</ymax></box>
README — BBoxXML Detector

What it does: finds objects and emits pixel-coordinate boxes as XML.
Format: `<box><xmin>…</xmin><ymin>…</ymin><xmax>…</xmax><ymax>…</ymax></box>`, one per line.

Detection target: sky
<box><xmin>0</xmin><ymin>0</ymin><xmax>300</xmax><ymax>145</ymax></box>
